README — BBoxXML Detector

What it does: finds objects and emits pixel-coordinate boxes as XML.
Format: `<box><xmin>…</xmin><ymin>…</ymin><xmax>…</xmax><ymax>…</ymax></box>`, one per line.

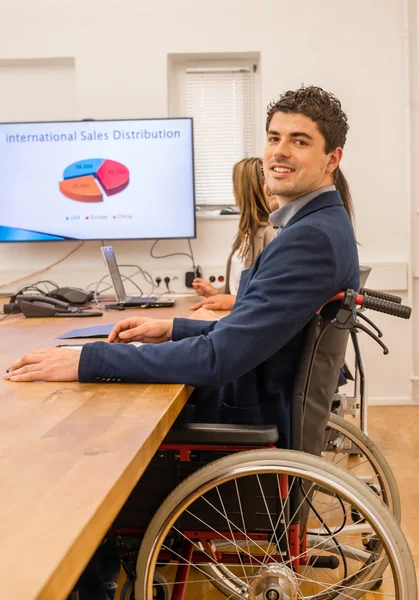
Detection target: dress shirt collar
<box><xmin>270</xmin><ymin>185</ymin><xmax>337</xmax><ymax>232</ymax></box>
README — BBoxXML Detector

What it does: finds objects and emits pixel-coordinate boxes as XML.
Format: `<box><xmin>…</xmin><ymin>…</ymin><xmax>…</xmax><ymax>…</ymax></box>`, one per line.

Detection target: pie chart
<box><xmin>59</xmin><ymin>159</ymin><xmax>130</xmax><ymax>203</ymax></box>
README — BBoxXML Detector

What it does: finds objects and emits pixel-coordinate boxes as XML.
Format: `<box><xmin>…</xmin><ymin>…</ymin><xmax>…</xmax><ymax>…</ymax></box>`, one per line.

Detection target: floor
<box><xmin>367</xmin><ymin>406</ymin><xmax>419</xmax><ymax>580</ymax></box>
<box><xmin>116</xmin><ymin>405</ymin><xmax>419</xmax><ymax>599</ymax></box>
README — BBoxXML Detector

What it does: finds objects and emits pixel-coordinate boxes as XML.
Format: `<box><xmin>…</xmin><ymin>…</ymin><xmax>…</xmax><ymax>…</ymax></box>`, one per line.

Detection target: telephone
<box><xmin>16</xmin><ymin>295</ymin><xmax>103</xmax><ymax>318</ymax></box>
<box><xmin>48</xmin><ymin>286</ymin><xmax>93</xmax><ymax>305</ymax></box>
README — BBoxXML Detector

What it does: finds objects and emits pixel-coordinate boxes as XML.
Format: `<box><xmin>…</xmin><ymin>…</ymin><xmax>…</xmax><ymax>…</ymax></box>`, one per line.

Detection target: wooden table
<box><xmin>0</xmin><ymin>298</ymin><xmax>202</xmax><ymax>600</ymax></box>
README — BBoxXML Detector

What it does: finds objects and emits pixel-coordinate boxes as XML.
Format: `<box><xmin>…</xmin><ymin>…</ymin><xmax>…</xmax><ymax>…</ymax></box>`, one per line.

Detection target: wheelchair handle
<box><xmin>330</xmin><ymin>290</ymin><xmax>412</xmax><ymax>319</ymax></box>
<box><xmin>359</xmin><ymin>287</ymin><xmax>402</xmax><ymax>304</ymax></box>
<box><xmin>362</xmin><ymin>295</ymin><xmax>411</xmax><ymax>319</ymax></box>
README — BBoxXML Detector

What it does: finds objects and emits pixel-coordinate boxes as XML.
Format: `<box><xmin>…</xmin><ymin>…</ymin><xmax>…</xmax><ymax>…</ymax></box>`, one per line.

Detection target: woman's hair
<box><xmin>232</xmin><ymin>157</ymin><xmax>271</xmax><ymax>257</ymax></box>
<box><xmin>334</xmin><ymin>168</ymin><xmax>355</xmax><ymax>226</ymax></box>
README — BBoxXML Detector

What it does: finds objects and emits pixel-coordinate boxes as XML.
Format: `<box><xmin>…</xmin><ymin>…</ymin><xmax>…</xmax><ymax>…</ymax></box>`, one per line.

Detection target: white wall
<box><xmin>0</xmin><ymin>0</ymin><xmax>416</xmax><ymax>404</ymax></box>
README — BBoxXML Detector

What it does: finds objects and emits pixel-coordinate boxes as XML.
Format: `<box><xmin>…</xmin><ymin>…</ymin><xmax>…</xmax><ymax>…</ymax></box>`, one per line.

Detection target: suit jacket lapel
<box><xmin>285</xmin><ymin>191</ymin><xmax>343</xmax><ymax>230</ymax></box>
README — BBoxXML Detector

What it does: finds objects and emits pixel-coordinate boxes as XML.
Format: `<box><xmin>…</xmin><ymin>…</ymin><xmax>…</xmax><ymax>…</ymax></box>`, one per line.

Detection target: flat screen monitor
<box><xmin>0</xmin><ymin>118</ymin><xmax>195</xmax><ymax>242</ymax></box>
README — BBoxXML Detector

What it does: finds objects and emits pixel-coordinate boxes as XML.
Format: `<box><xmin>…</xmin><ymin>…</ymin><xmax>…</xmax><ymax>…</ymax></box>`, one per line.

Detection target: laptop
<box><xmin>101</xmin><ymin>246</ymin><xmax>175</xmax><ymax>308</ymax></box>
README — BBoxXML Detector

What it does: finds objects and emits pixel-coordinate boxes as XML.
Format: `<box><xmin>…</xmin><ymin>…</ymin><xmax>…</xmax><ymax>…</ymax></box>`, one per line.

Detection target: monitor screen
<box><xmin>0</xmin><ymin>118</ymin><xmax>195</xmax><ymax>242</ymax></box>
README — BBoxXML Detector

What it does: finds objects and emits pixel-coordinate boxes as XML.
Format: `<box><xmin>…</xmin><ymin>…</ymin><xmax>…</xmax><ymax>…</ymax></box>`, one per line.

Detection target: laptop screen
<box><xmin>101</xmin><ymin>246</ymin><xmax>126</xmax><ymax>302</ymax></box>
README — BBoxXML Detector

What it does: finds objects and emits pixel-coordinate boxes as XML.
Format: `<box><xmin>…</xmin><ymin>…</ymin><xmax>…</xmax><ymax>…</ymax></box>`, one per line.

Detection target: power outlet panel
<box><xmin>119</xmin><ymin>270</ymin><xmax>185</xmax><ymax>294</ymax></box>
<box><xmin>199</xmin><ymin>265</ymin><xmax>227</xmax><ymax>290</ymax></box>
<box><xmin>119</xmin><ymin>267</ymin><xmax>226</xmax><ymax>295</ymax></box>
<box><xmin>151</xmin><ymin>271</ymin><xmax>186</xmax><ymax>293</ymax></box>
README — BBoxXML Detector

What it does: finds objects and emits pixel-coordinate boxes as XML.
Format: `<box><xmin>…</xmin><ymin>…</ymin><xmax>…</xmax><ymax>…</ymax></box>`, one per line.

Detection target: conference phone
<box><xmin>16</xmin><ymin>295</ymin><xmax>102</xmax><ymax>318</ymax></box>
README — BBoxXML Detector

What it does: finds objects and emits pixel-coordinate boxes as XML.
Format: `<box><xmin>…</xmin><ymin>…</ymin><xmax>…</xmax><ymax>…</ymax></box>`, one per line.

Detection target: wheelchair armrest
<box><xmin>163</xmin><ymin>423</ymin><xmax>279</xmax><ymax>446</ymax></box>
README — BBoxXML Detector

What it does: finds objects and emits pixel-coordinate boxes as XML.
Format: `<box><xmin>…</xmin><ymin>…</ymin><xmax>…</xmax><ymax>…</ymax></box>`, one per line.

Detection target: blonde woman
<box><xmin>191</xmin><ymin>157</ymin><xmax>276</xmax><ymax>311</ymax></box>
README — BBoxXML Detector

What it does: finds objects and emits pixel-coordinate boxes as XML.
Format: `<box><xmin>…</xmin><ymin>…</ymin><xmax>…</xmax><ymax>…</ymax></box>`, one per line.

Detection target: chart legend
<box><xmin>59</xmin><ymin>159</ymin><xmax>130</xmax><ymax>203</ymax></box>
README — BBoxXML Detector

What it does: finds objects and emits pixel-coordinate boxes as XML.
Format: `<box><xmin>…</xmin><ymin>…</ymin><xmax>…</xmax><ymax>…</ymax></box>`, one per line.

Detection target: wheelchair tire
<box><xmin>324</xmin><ymin>413</ymin><xmax>401</xmax><ymax>521</ymax></box>
<box><xmin>120</xmin><ymin>579</ymin><xmax>134</xmax><ymax>600</ymax></box>
<box><xmin>135</xmin><ymin>448</ymin><xmax>416</xmax><ymax>599</ymax></box>
<box><xmin>121</xmin><ymin>572</ymin><xmax>169</xmax><ymax>600</ymax></box>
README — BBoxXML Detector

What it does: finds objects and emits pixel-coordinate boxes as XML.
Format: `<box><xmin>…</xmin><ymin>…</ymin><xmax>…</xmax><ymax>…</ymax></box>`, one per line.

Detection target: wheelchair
<box><xmin>114</xmin><ymin>289</ymin><xmax>416</xmax><ymax>600</ymax></box>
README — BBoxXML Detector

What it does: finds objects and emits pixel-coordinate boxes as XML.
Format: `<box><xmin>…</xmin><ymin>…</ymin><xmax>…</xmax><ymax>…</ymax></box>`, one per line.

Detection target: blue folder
<box><xmin>57</xmin><ymin>324</ymin><xmax>115</xmax><ymax>339</ymax></box>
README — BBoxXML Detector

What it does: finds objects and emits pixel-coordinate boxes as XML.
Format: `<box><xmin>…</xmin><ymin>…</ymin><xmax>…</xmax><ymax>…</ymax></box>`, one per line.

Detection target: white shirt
<box><xmin>229</xmin><ymin>249</ymin><xmax>246</xmax><ymax>295</ymax></box>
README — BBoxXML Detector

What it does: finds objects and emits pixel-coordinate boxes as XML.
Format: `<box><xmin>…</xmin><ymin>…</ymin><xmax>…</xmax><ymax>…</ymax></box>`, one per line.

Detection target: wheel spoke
<box><xmin>184</xmin><ymin>501</ymin><xmax>278</xmax><ymax>569</ymax></box>
<box><xmin>234</xmin><ymin>477</ymin><xmax>255</xmax><ymax>576</ymax></box>
<box><xmin>216</xmin><ymin>486</ymin><xmax>249</xmax><ymax>584</ymax></box>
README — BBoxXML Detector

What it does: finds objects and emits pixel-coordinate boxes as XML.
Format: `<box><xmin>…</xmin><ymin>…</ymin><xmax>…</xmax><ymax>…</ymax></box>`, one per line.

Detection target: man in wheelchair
<box><xmin>6</xmin><ymin>84</ymin><xmax>359</xmax><ymax>436</ymax></box>
<box><xmin>11</xmin><ymin>87</ymin><xmax>415</xmax><ymax>600</ymax></box>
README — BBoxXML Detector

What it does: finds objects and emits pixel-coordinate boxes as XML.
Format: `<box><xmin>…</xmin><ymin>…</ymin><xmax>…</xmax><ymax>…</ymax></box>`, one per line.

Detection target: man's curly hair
<box><xmin>266</xmin><ymin>86</ymin><xmax>349</xmax><ymax>153</ymax></box>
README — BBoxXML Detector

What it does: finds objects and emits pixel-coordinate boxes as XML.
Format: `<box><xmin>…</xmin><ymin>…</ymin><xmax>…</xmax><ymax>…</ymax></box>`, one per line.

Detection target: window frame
<box><xmin>168</xmin><ymin>54</ymin><xmax>260</xmax><ymax>206</ymax></box>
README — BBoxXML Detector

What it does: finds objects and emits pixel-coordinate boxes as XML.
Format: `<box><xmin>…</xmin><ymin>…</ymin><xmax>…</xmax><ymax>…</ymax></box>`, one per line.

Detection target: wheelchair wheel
<box><xmin>120</xmin><ymin>571</ymin><xmax>169</xmax><ymax>600</ymax></box>
<box><xmin>324</xmin><ymin>413</ymin><xmax>401</xmax><ymax>521</ymax></box>
<box><xmin>135</xmin><ymin>449</ymin><xmax>416</xmax><ymax>599</ymax></box>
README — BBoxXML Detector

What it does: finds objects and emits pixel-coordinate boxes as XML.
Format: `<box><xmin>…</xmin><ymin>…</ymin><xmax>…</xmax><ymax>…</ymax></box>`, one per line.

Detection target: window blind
<box><xmin>185</xmin><ymin>67</ymin><xmax>253</xmax><ymax>206</ymax></box>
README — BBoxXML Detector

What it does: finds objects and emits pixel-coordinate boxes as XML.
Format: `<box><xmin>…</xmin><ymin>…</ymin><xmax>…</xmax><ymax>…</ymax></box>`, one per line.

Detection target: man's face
<box><xmin>263</xmin><ymin>111</ymin><xmax>342</xmax><ymax>205</ymax></box>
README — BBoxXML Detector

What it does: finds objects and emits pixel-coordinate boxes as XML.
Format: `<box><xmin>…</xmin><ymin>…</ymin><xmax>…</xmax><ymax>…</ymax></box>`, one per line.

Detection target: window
<box><xmin>169</xmin><ymin>56</ymin><xmax>259</xmax><ymax>206</ymax></box>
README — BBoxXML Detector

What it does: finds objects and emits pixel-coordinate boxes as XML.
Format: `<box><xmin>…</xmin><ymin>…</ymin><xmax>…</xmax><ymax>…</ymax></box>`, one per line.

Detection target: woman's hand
<box><xmin>190</xmin><ymin>294</ymin><xmax>236</xmax><ymax>311</ymax></box>
<box><xmin>107</xmin><ymin>317</ymin><xmax>174</xmax><ymax>344</ymax></box>
<box><xmin>192</xmin><ymin>278</ymin><xmax>218</xmax><ymax>298</ymax></box>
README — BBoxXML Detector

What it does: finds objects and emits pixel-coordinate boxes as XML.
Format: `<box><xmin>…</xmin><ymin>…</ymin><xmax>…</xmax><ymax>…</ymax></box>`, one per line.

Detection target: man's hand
<box><xmin>4</xmin><ymin>348</ymin><xmax>81</xmax><ymax>382</ymax></box>
<box><xmin>107</xmin><ymin>317</ymin><xmax>173</xmax><ymax>344</ymax></box>
<box><xmin>190</xmin><ymin>294</ymin><xmax>236</xmax><ymax>311</ymax></box>
<box><xmin>192</xmin><ymin>278</ymin><xmax>218</xmax><ymax>298</ymax></box>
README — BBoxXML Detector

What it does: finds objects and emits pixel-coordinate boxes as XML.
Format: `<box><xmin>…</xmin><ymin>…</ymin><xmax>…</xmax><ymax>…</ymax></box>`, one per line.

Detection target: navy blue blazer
<box><xmin>79</xmin><ymin>191</ymin><xmax>359</xmax><ymax>446</ymax></box>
